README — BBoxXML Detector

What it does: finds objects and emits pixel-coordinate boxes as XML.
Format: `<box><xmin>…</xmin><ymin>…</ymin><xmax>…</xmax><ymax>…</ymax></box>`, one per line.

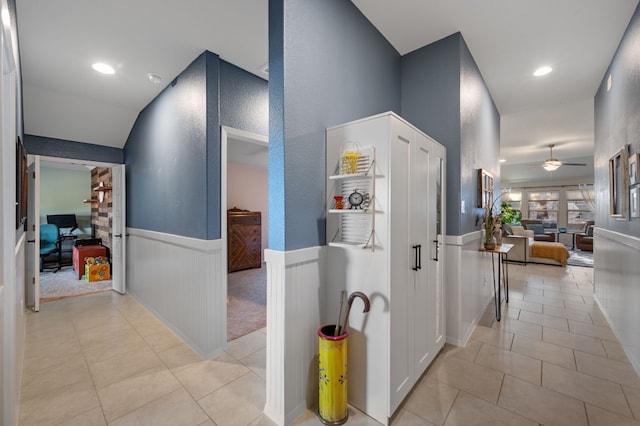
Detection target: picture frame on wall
<box><xmin>15</xmin><ymin>137</ymin><xmax>28</xmax><ymax>229</ymax></box>
<box><xmin>609</xmin><ymin>146</ymin><xmax>629</xmax><ymax>219</ymax></box>
<box><xmin>631</xmin><ymin>186</ymin><xmax>640</xmax><ymax>218</ymax></box>
<box><xmin>477</xmin><ymin>168</ymin><xmax>494</xmax><ymax>209</ymax></box>
<box><xmin>629</xmin><ymin>153</ymin><xmax>639</xmax><ymax>185</ymax></box>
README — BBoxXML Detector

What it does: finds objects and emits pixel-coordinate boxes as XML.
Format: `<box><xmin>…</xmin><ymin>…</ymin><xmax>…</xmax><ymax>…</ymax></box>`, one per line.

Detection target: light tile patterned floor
<box><xmin>19</xmin><ymin>263</ymin><xmax>640</xmax><ymax>425</ymax></box>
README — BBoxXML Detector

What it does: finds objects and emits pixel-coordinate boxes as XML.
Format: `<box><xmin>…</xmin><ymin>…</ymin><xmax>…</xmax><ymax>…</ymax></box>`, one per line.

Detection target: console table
<box><xmin>480</xmin><ymin>243</ymin><xmax>513</xmax><ymax>321</ymax></box>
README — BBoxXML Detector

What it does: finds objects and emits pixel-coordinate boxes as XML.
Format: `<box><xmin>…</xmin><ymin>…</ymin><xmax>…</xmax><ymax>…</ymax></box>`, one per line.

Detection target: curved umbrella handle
<box><xmin>340</xmin><ymin>291</ymin><xmax>371</xmax><ymax>334</ymax></box>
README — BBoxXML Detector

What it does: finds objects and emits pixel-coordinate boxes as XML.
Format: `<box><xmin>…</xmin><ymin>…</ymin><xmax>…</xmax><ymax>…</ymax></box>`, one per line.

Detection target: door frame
<box><xmin>27</xmin><ymin>155</ymin><xmax>125</xmax><ymax>307</ymax></box>
<box><xmin>220</xmin><ymin>126</ymin><xmax>268</xmax><ymax>335</ymax></box>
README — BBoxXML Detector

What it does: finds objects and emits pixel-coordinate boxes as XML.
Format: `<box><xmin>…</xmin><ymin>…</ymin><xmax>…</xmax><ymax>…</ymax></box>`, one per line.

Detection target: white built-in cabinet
<box><xmin>326</xmin><ymin>112</ymin><xmax>446</xmax><ymax>425</ymax></box>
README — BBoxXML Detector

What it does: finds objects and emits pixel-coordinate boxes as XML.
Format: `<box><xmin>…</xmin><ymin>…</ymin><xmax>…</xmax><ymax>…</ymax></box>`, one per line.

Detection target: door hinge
<box><xmin>32</xmin><ymin>171</ymin><xmax>36</xmax><ymax>179</ymax></box>
<box><xmin>32</xmin><ymin>277</ymin><xmax>35</xmax><ymax>284</ymax></box>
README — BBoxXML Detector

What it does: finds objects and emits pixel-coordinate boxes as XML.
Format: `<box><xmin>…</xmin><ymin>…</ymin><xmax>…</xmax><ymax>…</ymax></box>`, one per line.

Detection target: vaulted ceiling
<box><xmin>16</xmin><ymin>0</ymin><xmax>640</xmax><ymax>182</ymax></box>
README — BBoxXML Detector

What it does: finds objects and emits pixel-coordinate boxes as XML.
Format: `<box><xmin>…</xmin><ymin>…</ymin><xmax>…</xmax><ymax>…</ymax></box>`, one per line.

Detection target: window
<box><xmin>503</xmin><ymin>191</ymin><xmax>522</xmax><ymax>211</ymax></box>
<box><xmin>566</xmin><ymin>188</ymin><xmax>595</xmax><ymax>227</ymax></box>
<box><xmin>528</xmin><ymin>191</ymin><xmax>559</xmax><ymax>226</ymax></box>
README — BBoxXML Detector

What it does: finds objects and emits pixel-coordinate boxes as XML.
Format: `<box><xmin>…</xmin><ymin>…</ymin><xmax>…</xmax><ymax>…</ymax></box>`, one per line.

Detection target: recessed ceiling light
<box><xmin>499</xmin><ymin>159</ymin><xmax>506</xmax><ymax>163</ymax></box>
<box><xmin>533</xmin><ymin>66</ymin><xmax>552</xmax><ymax>77</ymax></box>
<box><xmin>92</xmin><ymin>63</ymin><xmax>115</xmax><ymax>75</ymax></box>
<box><xmin>147</xmin><ymin>73</ymin><xmax>162</xmax><ymax>84</ymax></box>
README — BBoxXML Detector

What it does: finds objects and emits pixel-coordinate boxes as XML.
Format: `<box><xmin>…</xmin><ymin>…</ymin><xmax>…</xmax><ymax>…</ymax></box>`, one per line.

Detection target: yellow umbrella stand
<box><xmin>317</xmin><ymin>325</ymin><xmax>348</xmax><ymax>425</ymax></box>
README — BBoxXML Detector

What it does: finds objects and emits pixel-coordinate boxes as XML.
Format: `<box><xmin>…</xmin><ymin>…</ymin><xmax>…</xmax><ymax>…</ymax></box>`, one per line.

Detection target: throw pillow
<box><xmin>527</xmin><ymin>224</ymin><xmax>545</xmax><ymax>235</ymax></box>
<box><xmin>511</xmin><ymin>226</ymin><xmax>525</xmax><ymax>236</ymax></box>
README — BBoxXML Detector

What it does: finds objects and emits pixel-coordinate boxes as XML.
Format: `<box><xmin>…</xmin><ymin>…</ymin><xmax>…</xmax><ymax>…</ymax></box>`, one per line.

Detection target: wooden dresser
<box><xmin>227</xmin><ymin>208</ymin><xmax>262</xmax><ymax>272</ymax></box>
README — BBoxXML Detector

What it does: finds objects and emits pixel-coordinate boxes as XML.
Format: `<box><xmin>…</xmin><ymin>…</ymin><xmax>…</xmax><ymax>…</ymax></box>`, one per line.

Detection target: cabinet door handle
<box><xmin>412</xmin><ymin>245</ymin><xmax>419</xmax><ymax>271</ymax></box>
<box><xmin>417</xmin><ymin>244</ymin><xmax>422</xmax><ymax>270</ymax></box>
<box><xmin>433</xmin><ymin>239</ymin><xmax>439</xmax><ymax>261</ymax></box>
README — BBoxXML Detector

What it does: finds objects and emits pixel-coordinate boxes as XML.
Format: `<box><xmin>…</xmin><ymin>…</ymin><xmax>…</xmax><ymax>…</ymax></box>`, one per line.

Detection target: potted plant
<box><xmin>483</xmin><ymin>209</ymin><xmax>502</xmax><ymax>249</ymax></box>
<box><xmin>500</xmin><ymin>202</ymin><xmax>522</xmax><ymax>225</ymax></box>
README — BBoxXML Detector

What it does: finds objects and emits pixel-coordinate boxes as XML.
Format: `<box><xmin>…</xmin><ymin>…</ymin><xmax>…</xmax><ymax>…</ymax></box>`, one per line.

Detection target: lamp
<box><xmin>543</xmin><ymin>162</ymin><xmax>561</xmax><ymax>171</ymax></box>
<box><xmin>97</xmin><ymin>181</ymin><xmax>105</xmax><ymax>203</ymax></box>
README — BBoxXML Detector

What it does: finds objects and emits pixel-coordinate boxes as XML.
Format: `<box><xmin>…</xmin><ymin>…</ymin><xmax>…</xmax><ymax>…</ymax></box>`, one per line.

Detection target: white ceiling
<box><xmin>16</xmin><ymin>0</ymin><xmax>639</xmax><ymax>183</ymax></box>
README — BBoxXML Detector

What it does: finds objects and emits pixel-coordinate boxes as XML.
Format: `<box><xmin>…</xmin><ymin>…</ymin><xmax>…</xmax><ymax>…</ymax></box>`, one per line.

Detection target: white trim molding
<box><xmin>126</xmin><ymin>228</ymin><xmax>226</xmax><ymax>359</ymax></box>
<box><xmin>263</xmin><ymin>246</ymin><xmax>325</xmax><ymax>425</ymax></box>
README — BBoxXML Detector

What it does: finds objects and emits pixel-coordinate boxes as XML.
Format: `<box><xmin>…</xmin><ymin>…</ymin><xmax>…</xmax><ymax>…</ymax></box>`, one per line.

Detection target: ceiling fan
<box><xmin>542</xmin><ymin>144</ymin><xmax>587</xmax><ymax>171</ymax></box>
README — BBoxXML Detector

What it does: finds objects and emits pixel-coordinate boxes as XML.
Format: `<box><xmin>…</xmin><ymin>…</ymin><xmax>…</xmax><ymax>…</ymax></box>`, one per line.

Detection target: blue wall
<box><xmin>125</xmin><ymin>53</ymin><xmax>210</xmax><ymax>239</ymax></box>
<box><xmin>459</xmin><ymin>36</ymin><xmax>501</xmax><ymax>234</ymax></box>
<box><xmin>23</xmin><ymin>135</ymin><xmax>124</xmax><ymax>164</ymax></box>
<box><xmin>595</xmin><ymin>2</ymin><xmax>640</xmax><ymax>238</ymax></box>
<box><xmin>220</xmin><ymin>61</ymin><xmax>269</xmax><ymax>136</ymax></box>
<box><xmin>269</xmin><ymin>0</ymin><xmax>401</xmax><ymax>251</ymax></box>
<box><xmin>124</xmin><ymin>51</ymin><xmax>268</xmax><ymax>240</ymax></box>
<box><xmin>401</xmin><ymin>33</ymin><xmax>500</xmax><ymax>236</ymax></box>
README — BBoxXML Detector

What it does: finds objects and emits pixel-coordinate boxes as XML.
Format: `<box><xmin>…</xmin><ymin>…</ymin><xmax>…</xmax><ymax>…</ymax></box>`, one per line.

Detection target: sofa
<box><xmin>503</xmin><ymin>226</ymin><xmax>570</xmax><ymax>266</ymax></box>
<box><xmin>520</xmin><ymin>219</ymin><xmax>556</xmax><ymax>242</ymax></box>
<box><xmin>575</xmin><ymin>224</ymin><xmax>594</xmax><ymax>251</ymax></box>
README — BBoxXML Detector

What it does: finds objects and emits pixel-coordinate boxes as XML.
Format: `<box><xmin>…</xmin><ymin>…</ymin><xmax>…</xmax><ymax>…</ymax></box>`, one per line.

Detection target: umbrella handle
<box><xmin>341</xmin><ymin>291</ymin><xmax>371</xmax><ymax>333</ymax></box>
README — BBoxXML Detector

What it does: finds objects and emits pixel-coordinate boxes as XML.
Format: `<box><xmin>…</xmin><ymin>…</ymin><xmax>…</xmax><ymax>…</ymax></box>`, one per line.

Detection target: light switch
<box><xmin>461</xmin><ymin>200</ymin><xmax>465</xmax><ymax>214</ymax></box>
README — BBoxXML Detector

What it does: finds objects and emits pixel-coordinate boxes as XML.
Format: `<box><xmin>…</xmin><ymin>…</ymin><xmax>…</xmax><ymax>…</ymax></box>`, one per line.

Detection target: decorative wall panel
<box><xmin>126</xmin><ymin>228</ymin><xmax>226</xmax><ymax>358</ymax></box>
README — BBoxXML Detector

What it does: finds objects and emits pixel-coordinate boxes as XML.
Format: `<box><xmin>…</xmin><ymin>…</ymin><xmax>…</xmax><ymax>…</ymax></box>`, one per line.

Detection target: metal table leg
<box><xmin>491</xmin><ymin>252</ymin><xmax>501</xmax><ymax>321</ymax></box>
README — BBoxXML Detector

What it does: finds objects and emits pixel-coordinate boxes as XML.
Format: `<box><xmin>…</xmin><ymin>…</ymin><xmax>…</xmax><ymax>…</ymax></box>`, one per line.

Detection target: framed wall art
<box><xmin>629</xmin><ymin>153</ymin><xmax>639</xmax><ymax>185</ymax></box>
<box><xmin>15</xmin><ymin>137</ymin><xmax>28</xmax><ymax>229</ymax></box>
<box><xmin>477</xmin><ymin>168</ymin><xmax>494</xmax><ymax>209</ymax></box>
<box><xmin>609</xmin><ymin>146</ymin><xmax>629</xmax><ymax>219</ymax></box>
<box><xmin>631</xmin><ymin>186</ymin><xmax>640</xmax><ymax>218</ymax></box>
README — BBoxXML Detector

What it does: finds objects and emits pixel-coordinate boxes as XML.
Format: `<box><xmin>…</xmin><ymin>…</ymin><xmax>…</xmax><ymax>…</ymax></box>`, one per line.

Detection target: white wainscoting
<box><xmin>445</xmin><ymin>231</ymin><xmax>495</xmax><ymax>347</ymax></box>
<box><xmin>593</xmin><ymin>228</ymin><xmax>640</xmax><ymax>376</ymax></box>
<box><xmin>126</xmin><ymin>228</ymin><xmax>226</xmax><ymax>359</ymax></box>
<box><xmin>263</xmin><ymin>247</ymin><xmax>325</xmax><ymax>426</ymax></box>
<box><xmin>4</xmin><ymin>233</ymin><xmax>27</xmax><ymax>426</ymax></box>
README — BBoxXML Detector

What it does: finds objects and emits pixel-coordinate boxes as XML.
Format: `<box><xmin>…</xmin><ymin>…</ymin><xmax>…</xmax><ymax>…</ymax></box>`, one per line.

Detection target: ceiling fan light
<box><xmin>543</xmin><ymin>163</ymin><xmax>560</xmax><ymax>171</ymax></box>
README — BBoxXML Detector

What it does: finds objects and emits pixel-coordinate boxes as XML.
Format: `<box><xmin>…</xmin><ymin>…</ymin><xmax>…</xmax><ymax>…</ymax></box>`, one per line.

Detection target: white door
<box><xmin>389</xmin><ymin>124</ymin><xmax>413</xmax><ymax>411</ymax></box>
<box><xmin>412</xmin><ymin>134</ymin><xmax>431</xmax><ymax>377</ymax></box>
<box><xmin>429</xmin><ymin>142</ymin><xmax>446</xmax><ymax>352</ymax></box>
<box><xmin>26</xmin><ymin>156</ymin><xmax>40</xmax><ymax>311</ymax></box>
<box><xmin>111</xmin><ymin>164</ymin><xmax>126</xmax><ymax>294</ymax></box>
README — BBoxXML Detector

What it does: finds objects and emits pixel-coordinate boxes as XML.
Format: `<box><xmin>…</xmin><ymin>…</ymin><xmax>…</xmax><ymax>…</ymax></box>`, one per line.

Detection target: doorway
<box><xmin>26</xmin><ymin>156</ymin><xmax>126</xmax><ymax>310</ymax></box>
<box><xmin>221</xmin><ymin>127</ymin><xmax>268</xmax><ymax>341</ymax></box>
<box><xmin>37</xmin><ymin>161</ymin><xmax>113</xmax><ymax>301</ymax></box>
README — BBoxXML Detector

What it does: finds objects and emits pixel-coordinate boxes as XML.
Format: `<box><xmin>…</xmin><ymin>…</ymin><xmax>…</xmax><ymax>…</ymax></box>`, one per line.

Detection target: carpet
<box><xmin>39</xmin><ymin>267</ymin><xmax>112</xmax><ymax>302</ymax></box>
<box><xmin>227</xmin><ymin>264</ymin><xmax>266</xmax><ymax>341</ymax></box>
<box><xmin>567</xmin><ymin>249</ymin><xmax>593</xmax><ymax>268</ymax></box>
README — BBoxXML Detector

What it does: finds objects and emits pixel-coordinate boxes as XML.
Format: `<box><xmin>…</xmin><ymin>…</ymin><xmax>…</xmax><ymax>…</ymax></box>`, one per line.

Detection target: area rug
<box><xmin>39</xmin><ymin>267</ymin><xmax>112</xmax><ymax>302</ymax></box>
<box><xmin>567</xmin><ymin>249</ymin><xmax>593</xmax><ymax>268</ymax></box>
<box><xmin>227</xmin><ymin>264</ymin><xmax>266</xmax><ymax>341</ymax></box>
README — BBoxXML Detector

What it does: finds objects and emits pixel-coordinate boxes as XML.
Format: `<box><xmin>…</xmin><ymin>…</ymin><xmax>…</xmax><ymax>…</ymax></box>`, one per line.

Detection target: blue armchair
<box><xmin>40</xmin><ymin>224</ymin><xmax>61</xmax><ymax>271</ymax></box>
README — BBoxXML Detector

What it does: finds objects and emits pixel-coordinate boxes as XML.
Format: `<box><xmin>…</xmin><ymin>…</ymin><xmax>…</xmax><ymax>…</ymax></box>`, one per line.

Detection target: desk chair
<box><xmin>40</xmin><ymin>224</ymin><xmax>61</xmax><ymax>272</ymax></box>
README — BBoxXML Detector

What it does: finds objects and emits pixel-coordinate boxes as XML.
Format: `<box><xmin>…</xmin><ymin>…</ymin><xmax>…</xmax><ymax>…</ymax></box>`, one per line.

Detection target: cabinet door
<box><xmin>413</xmin><ymin>135</ymin><xmax>447</xmax><ymax>376</ymax></box>
<box><xmin>411</xmin><ymin>134</ymin><xmax>431</xmax><ymax>377</ymax></box>
<box><xmin>428</xmin><ymin>141</ymin><xmax>446</xmax><ymax>356</ymax></box>
<box><xmin>389</xmin><ymin>124</ymin><xmax>413</xmax><ymax>412</ymax></box>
